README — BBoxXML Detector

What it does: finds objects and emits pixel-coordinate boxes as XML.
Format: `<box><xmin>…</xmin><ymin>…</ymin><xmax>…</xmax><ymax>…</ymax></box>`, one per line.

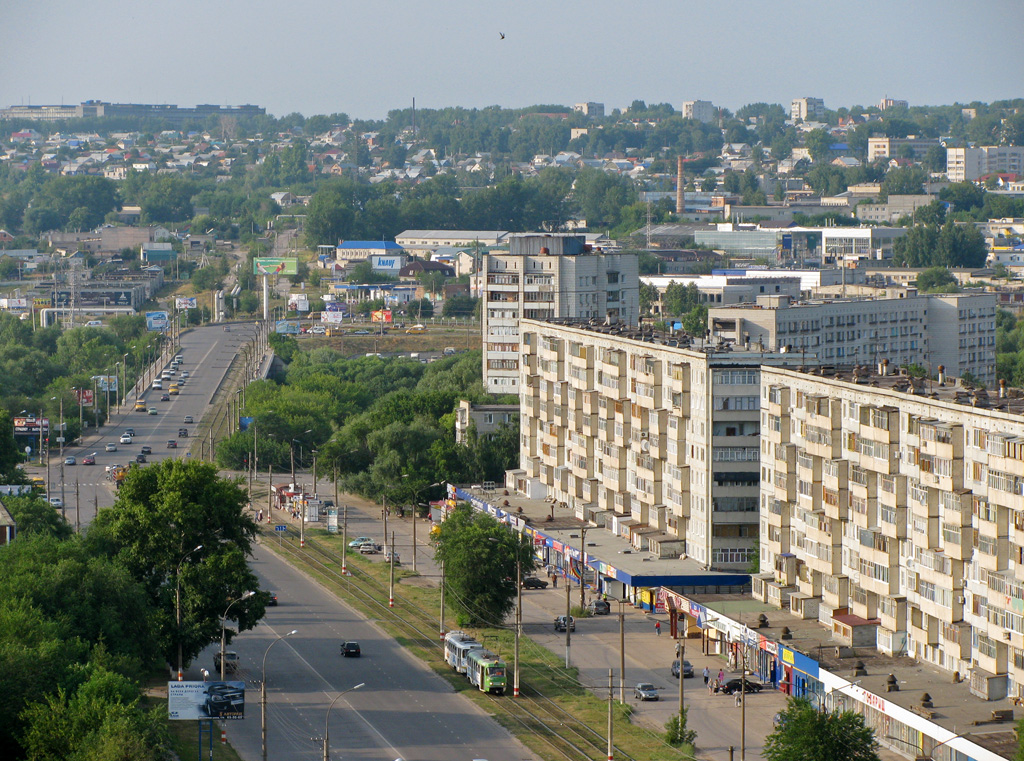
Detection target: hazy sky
<box><xmin>3</xmin><ymin>0</ymin><xmax>1022</xmax><ymax>120</ymax></box>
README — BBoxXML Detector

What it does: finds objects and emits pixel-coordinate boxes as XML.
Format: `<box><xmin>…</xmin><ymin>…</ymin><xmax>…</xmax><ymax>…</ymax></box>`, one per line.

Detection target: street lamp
<box><xmin>323</xmin><ymin>682</ymin><xmax>365</xmax><ymax>761</ymax></box>
<box><xmin>220</xmin><ymin>591</ymin><xmax>255</xmax><ymax>680</ymax></box>
<box><xmin>291</xmin><ymin>430</ymin><xmax>313</xmax><ymax>548</ymax></box>
<box><xmin>261</xmin><ymin>629</ymin><xmax>298</xmax><ymax>761</ymax></box>
<box><xmin>175</xmin><ymin>544</ymin><xmax>203</xmax><ymax>681</ymax></box>
<box><xmin>122</xmin><ymin>352</ymin><xmax>128</xmax><ymax>409</ymax></box>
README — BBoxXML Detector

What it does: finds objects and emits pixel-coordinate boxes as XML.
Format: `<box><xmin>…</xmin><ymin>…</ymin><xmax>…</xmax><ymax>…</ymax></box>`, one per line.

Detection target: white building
<box><xmin>681</xmin><ymin>100</ymin><xmax>716</xmax><ymax>124</ymax></box>
<box><xmin>867</xmin><ymin>136</ymin><xmax>941</xmax><ymax>162</ymax></box>
<box><xmin>572</xmin><ymin>102</ymin><xmax>605</xmax><ymax>118</ymax></box>
<box><xmin>947</xmin><ymin>146</ymin><xmax>1024</xmax><ymax>183</ymax></box>
<box><xmin>791</xmin><ymin>97</ymin><xmax>825</xmax><ymax>122</ymax></box>
<box><xmin>395</xmin><ymin>230</ymin><xmax>509</xmax><ymax>255</ymax></box>
<box><xmin>481</xmin><ymin>234</ymin><xmax>639</xmax><ymax>395</ymax></box>
<box><xmin>708</xmin><ymin>292</ymin><xmax>997</xmax><ymax>386</ymax></box>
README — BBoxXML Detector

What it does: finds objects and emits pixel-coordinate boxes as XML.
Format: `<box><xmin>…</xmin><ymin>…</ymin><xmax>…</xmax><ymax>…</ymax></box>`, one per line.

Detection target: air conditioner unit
<box><xmin>956</xmin><ymin>596</ymin><xmax>966</xmax><ymax>604</ymax></box>
<box><xmin>639</xmin><ymin>432</ymin><xmax>649</xmax><ymax>440</ymax></box>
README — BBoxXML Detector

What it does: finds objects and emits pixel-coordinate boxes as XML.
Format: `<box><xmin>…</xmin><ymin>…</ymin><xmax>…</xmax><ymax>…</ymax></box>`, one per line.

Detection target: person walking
<box><xmin>655</xmin><ymin>621</ymin><xmax>661</xmax><ymax>636</ymax></box>
<box><xmin>717</xmin><ymin>668</ymin><xmax>725</xmax><ymax>685</ymax></box>
<box><xmin>703</xmin><ymin>666</ymin><xmax>710</xmax><ymax>685</ymax></box>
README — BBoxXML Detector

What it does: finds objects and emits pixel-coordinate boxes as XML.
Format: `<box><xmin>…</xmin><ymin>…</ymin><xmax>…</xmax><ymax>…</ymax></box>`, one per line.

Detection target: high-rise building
<box><xmin>947</xmin><ymin>146</ymin><xmax>1024</xmax><ymax>182</ymax></box>
<box><xmin>573</xmin><ymin>102</ymin><xmax>605</xmax><ymax>118</ymax></box>
<box><xmin>879</xmin><ymin>98</ymin><xmax>909</xmax><ymax>111</ymax></box>
<box><xmin>681</xmin><ymin>100</ymin><xmax>716</xmax><ymax>124</ymax></box>
<box><xmin>481</xmin><ymin>234</ymin><xmax>639</xmax><ymax>395</ymax></box>
<box><xmin>758</xmin><ymin>364</ymin><xmax>1024</xmax><ymax>698</ymax></box>
<box><xmin>790</xmin><ymin>97</ymin><xmax>826</xmax><ymax>122</ymax></box>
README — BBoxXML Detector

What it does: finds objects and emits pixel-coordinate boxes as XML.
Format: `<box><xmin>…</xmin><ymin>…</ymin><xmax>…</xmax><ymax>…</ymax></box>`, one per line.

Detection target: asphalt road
<box><xmin>195</xmin><ymin>543</ymin><xmax>535</xmax><ymax>761</ymax></box>
<box><xmin>40</xmin><ymin>321</ymin><xmax>264</xmax><ymax>525</ymax></box>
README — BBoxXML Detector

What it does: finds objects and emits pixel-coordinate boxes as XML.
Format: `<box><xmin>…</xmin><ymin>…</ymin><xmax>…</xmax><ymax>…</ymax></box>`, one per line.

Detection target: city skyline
<box><xmin>3</xmin><ymin>0</ymin><xmax>1022</xmax><ymax>121</ymax></box>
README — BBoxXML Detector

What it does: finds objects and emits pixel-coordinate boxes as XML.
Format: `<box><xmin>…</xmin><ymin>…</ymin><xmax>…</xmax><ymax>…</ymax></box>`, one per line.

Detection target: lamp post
<box><xmin>114</xmin><ymin>362</ymin><xmax>121</xmax><ymax>412</ymax></box>
<box><xmin>261</xmin><ymin>629</ymin><xmax>297</xmax><ymax>761</ymax></box>
<box><xmin>322</xmin><ymin>682</ymin><xmax>365</xmax><ymax>761</ymax></box>
<box><xmin>677</xmin><ymin>617</ymin><xmax>690</xmax><ymax>728</ymax></box>
<box><xmin>291</xmin><ymin>429</ymin><xmax>312</xmax><ymax>548</ymax></box>
<box><xmin>220</xmin><ymin>591</ymin><xmax>255</xmax><ymax>680</ymax></box>
<box><xmin>121</xmin><ymin>353</ymin><xmax>128</xmax><ymax>410</ymax></box>
<box><xmin>175</xmin><ymin>544</ymin><xmax>203</xmax><ymax>681</ymax></box>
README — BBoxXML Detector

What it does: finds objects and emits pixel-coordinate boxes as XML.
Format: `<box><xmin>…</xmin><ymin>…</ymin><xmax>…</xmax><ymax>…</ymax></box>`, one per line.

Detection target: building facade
<box><xmin>573</xmin><ymin>102</ymin><xmax>605</xmax><ymax>118</ymax></box>
<box><xmin>481</xmin><ymin>234</ymin><xmax>639</xmax><ymax>394</ymax></box>
<box><xmin>681</xmin><ymin>100</ymin><xmax>716</xmax><ymax>124</ymax></box>
<box><xmin>867</xmin><ymin>136</ymin><xmax>941</xmax><ymax>162</ymax></box>
<box><xmin>516</xmin><ymin>319</ymin><xmax>809</xmax><ymax>569</ymax></box>
<box><xmin>791</xmin><ymin>97</ymin><xmax>825</xmax><ymax>122</ymax></box>
<box><xmin>455</xmin><ymin>401</ymin><xmax>518</xmax><ymax>444</ymax></box>
<box><xmin>758</xmin><ymin>364</ymin><xmax>1024</xmax><ymax>700</ymax></box>
<box><xmin>708</xmin><ymin>292</ymin><xmax>997</xmax><ymax>386</ymax></box>
<box><xmin>947</xmin><ymin>146</ymin><xmax>1024</xmax><ymax>183</ymax></box>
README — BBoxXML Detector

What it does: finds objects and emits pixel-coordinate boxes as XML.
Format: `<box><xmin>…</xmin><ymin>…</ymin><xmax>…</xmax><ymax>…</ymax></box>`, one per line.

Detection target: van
<box><xmin>152</xmin><ymin>380</ymin><xmax>163</xmax><ymax>390</ymax></box>
<box><xmin>134</xmin><ymin>400</ymin><xmax>147</xmax><ymax>412</ymax></box>
<box><xmin>443</xmin><ymin>347</ymin><xmax>456</xmax><ymax>356</ymax></box>
<box><xmin>85</xmin><ymin>320</ymin><xmax>103</xmax><ymax>327</ymax></box>
<box><xmin>405</xmin><ymin>325</ymin><xmax>426</xmax><ymax>334</ymax></box>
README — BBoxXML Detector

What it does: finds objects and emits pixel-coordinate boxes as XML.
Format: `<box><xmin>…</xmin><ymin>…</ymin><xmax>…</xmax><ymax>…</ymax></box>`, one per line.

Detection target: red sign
<box><xmin>13</xmin><ymin>417</ymin><xmax>49</xmax><ymax>434</ymax></box>
<box><xmin>75</xmin><ymin>389</ymin><xmax>95</xmax><ymax>407</ymax></box>
<box><xmin>371</xmin><ymin>309</ymin><xmax>393</xmax><ymax>323</ymax></box>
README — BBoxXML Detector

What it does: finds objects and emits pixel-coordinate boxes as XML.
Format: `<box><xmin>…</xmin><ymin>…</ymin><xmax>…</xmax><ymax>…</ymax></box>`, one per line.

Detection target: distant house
<box><xmin>399</xmin><ymin>260</ymin><xmax>455</xmax><ymax>279</ymax></box>
<box><xmin>335</xmin><ymin>240</ymin><xmax>404</xmax><ymax>264</ymax></box>
<box><xmin>141</xmin><ymin>242</ymin><xmax>176</xmax><ymax>263</ymax></box>
<box><xmin>270</xmin><ymin>191</ymin><xmax>300</xmax><ymax>207</ymax></box>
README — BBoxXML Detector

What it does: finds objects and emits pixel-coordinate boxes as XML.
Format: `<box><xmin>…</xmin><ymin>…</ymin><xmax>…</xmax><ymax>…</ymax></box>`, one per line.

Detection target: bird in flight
<box><xmin>499</xmin><ymin>32</ymin><xmax>505</xmax><ymax>39</ymax></box>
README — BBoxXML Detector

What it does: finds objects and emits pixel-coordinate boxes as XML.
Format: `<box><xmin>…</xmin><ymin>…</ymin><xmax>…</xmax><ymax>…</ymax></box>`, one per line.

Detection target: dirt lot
<box><xmin>300</xmin><ymin>325</ymin><xmax>480</xmax><ymax>356</ymax></box>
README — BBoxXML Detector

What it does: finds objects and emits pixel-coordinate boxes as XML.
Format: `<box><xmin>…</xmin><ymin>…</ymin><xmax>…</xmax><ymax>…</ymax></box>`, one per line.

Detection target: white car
<box><xmin>49</xmin><ymin>497</ymin><xmax>63</xmax><ymax>508</ymax></box>
<box><xmin>119</xmin><ymin>434</ymin><xmax>133</xmax><ymax>444</ymax></box>
<box><xmin>105</xmin><ymin>442</ymin><xmax>118</xmax><ymax>452</ymax></box>
<box><xmin>181</xmin><ymin>371</ymin><xmax>190</xmax><ymax>378</ymax></box>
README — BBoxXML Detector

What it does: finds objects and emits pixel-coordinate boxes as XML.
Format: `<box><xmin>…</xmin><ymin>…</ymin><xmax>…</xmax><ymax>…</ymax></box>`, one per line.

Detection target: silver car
<box><xmin>634</xmin><ymin>682</ymin><xmax>659</xmax><ymax>701</ymax></box>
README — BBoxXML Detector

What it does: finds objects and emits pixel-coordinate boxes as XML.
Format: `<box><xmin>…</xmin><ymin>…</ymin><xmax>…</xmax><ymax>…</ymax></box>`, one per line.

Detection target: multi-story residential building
<box><xmin>481</xmin><ymin>234</ymin><xmax>639</xmax><ymax>394</ymax></box>
<box><xmin>395</xmin><ymin>230</ymin><xmax>509</xmax><ymax>256</ymax></box>
<box><xmin>516</xmin><ymin>319</ymin><xmax>812</xmax><ymax>569</ymax></box>
<box><xmin>879</xmin><ymin>98</ymin><xmax>909</xmax><ymax>111</ymax></box>
<box><xmin>791</xmin><ymin>97</ymin><xmax>825</xmax><ymax>122</ymax></box>
<box><xmin>947</xmin><ymin>146</ymin><xmax>1024</xmax><ymax>182</ymax></box>
<box><xmin>708</xmin><ymin>292</ymin><xmax>997</xmax><ymax>386</ymax></box>
<box><xmin>855</xmin><ymin>194</ymin><xmax>937</xmax><ymax>223</ymax></box>
<box><xmin>757</xmin><ymin>363</ymin><xmax>1024</xmax><ymax>699</ymax></box>
<box><xmin>867</xmin><ymin>136</ymin><xmax>941</xmax><ymax>162</ymax></box>
<box><xmin>455</xmin><ymin>401</ymin><xmax>518</xmax><ymax>444</ymax></box>
<box><xmin>681</xmin><ymin>100</ymin><xmax>716</xmax><ymax>124</ymax></box>
<box><xmin>573</xmin><ymin>102</ymin><xmax>605</xmax><ymax>118</ymax></box>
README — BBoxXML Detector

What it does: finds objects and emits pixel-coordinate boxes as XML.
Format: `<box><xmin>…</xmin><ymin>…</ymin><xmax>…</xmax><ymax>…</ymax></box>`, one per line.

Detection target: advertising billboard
<box><xmin>322</xmin><ymin>311</ymin><xmax>346</xmax><ymax>324</ymax></box>
<box><xmin>92</xmin><ymin>375</ymin><xmax>119</xmax><ymax>392</ymax></box>
<box><xmin>175</xmin><ymin>297</ymin><xmax>198</xmax><ymax>310</ymax></box>
<box><xmin>55</xmin><ymin>291</ymin><xmax>134</xmax><ymax>307</ymax></box>
<box><xmin>275</xmin><ymin>320</ymin><xmax>301</xmax><ymax>335</ymax></box>
<box><xmin>13</xmin><ymin>417</ymin><xmax>49</xmax><ymax>434</ymax></box>
<box><xmin>146</xmin><ymin>311</ymin><xmax>170</xmax><ymax>331</ymax></box>
<box><xmin>168</xmin><ymin>681</ymin><xmax>245</xmax><ymax>721</ymax></box>
<box><xmin>254</xmin><ymin>258</ymin><xmax>299</xmax><ymax>276</ymax></box>
<box><xmin>371</xmin><ymin>309</ymin><xmax>392</xmax><ymax>323</ymax></box>
<box><xmin>74</xmin><ymin>389</ymin><xmax>95</xmax><ymax>407</ymax></box>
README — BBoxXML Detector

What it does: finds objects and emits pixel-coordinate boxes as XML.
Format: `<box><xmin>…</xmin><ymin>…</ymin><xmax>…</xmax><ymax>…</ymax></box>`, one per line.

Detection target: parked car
<box><xmin>522</xmin><ymin>577</ymin><xmax>548</xmax><ymax>589</ymax></box>
<box><xmin>359</xmin><ymin>543</ymin><xmax>381</xmax><ymax>555</ymax></box>
<box><xmin>140</xmin><ymin>445</ymin><xmax>152</xmax><ymax>455</ymax></box>
<box><xmin>348</xmin><ymin>537</ymin><xmax>373</xmax><ymax>548</ymax></box>
<box><xmin>554</xmin><ymin>615</ymin><xmax>575</xmax><ymax>632</ymax></box>
<box><xmin>213</xmin><ymin>650</ymin><xmax>239</xmax><ymax>674</ymax></box>
<box><xmin>720</xmin><ymin>677</ymin><xmax>763</xmax><ymax>695</ymax></box>
<box><xmin>82</xmin><ymin>454</ymin><xmax>96</xmax><ymax>465</ymax></box>
<box><xmin>671</xmin><ymin>659</ymin><xmax>694</xmax><ymax>678</ymax></box>
<box><xmin>340</xmin><ymin>641</ymin><xmax>361</xmax><ymax>657</ymax></box>
<box><xmin>634</xmin><ymin>683</ymin><xmax>659</xmax><ymax>701</ymax></box>
<box><xmin>223</xmin><ymin>326</ymin><xmax>231</xmax><ymax>332</ymax></box>
<box><xmin>183</xmin><ymin>415</ymin><xmax>194</xmax><ymax>424</ymax></box>
<box><xmin>586</xmin><ymin>599</ymin><xmax>611</xmax><ymax>615</ymax></box>
<box><xmin>64</xmin><ymin>455</ymin><xmax>76</xmax><ymax>465</ymax></box>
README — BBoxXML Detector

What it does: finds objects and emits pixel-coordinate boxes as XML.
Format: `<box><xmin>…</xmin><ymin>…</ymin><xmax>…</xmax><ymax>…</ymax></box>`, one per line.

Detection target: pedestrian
<box><xmin>257</xmin><ymin>509</ymin><xmax>263</xmax><ymax>523</ymax></box>
<box><xmin>655</xmin><ymin>621</ymin><xmax>661</xmax><ymax>636</ymax></box>
<box><xmin>552</xmin><ymin>574</ymin><xmax>558</xmax><ymax>588</ymax></box>
<box><xmin>718</xmin><ymin>668</ymin><xmax>725</xmax><ymax>685</ymax></box>
<box><xmin>735</xmin><ymin>693</ymin><xmax>742</xmax><ymax>708</ymax></box>
<box><xmin>703</xmin><ymin>666</ymin><xmax>710</xmax><ymax>685</ymax></box>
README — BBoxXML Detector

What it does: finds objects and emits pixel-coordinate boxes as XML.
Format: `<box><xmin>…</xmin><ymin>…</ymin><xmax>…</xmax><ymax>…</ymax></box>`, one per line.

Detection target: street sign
<box><xmin>275</xmin><ymin>525</ymin><xmax>287</xmax><ymax>533</ymax></box>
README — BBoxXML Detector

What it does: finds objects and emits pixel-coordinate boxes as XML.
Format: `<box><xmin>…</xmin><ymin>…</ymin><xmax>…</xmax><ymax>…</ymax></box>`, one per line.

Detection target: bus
<box><xmin>466</xmin><ymin>648</ymin><xmax>506</xmax><ymax>695</ymax></box>
<box><xmin>444</xmin><ymin>631</ymin><xmax>482</xmax><ymax>674</ymax></box>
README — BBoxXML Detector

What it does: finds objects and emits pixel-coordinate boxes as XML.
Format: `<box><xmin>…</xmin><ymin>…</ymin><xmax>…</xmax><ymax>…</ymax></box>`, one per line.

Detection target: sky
<box><xmin>3</xmin><ymin>0</ymin><xmax>1023</xmax><ymax>121</ymax></box>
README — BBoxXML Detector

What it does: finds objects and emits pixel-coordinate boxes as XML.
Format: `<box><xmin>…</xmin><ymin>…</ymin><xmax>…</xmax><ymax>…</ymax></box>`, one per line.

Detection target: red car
<box><xmin>82</xmin><ymin>454</ymin><xmax>96</xmax><ymax>465</ymax></box>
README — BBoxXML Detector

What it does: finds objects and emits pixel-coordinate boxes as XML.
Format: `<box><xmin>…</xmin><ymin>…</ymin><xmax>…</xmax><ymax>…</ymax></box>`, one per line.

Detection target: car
<box><xmin>522</xmin><ymin>577</ymin><xmax>549</xmax><ymax>590</ymax></box>
<box><xmin>160</xmin><ymin>394</ymin><xmax>171</xmax><ymax>402</ymax></box>
<box><xmin>85</xmin><ymin>320</ymin><xmax>103</xmax><ymax>327</ymax></box>
<box><xmin>140</xmin><ymin>445</ymin><xmax>152</xmax><ymax>455</ymax></box>
<box><xmin>405</xmin><ymin>325</ymin><xmax>426</xmax><ymax>334</ymax></box>
<box><xmin>359</xmin><ymin>543</ymin><xmax>381</xmax><ymax>554</ymax></box>
<box><xmin>350</xmin><ymin>329</ymin><xmax>371</xmax><ymax>335</ymax></box>
<box><xmin>213</xmin><ymin>651</ymin><xmax>239</xmax><ymax>674</ymax></box>
<box><xmin>151</xmin><ymin>380</ymin><xmax>163</xmax><ymax>390</ymax></box>
<box><xmin>178</xmin><ymin>428</ymin><xmax>189</xmax><ymax>438</ymax></box>
<box><xmin>181</xmin><ymin>371</ymin><xmax>190</xmax><ymax>378</ymax></box>
<box><xmin>166</xmin><ymin>440</ymin><xmax>177</xmax><ymax>448</ymax></box>
<box><xmin>223</xmin><ymin>326</ymin><xmax>231</xmax><ymax>332</ymax></box>
<box><xmin>135</xmin><ymin>454</ymin><xmax>147</xmax><ymax>464</ymax></box>
<box><xmin>183</xmin><ymin>415</ymin><xmax>194</xmax><ymax>424</ymax></box>
<box><xmin>265</xmin><ymin>592</ymin><xmax>278</xmax><ymax>606</ymax></box>
<box><xmin>385</xmin><ymin>550</ymin><xmax>401</xmax><ymax>564</ymax></box>
<box><xmin>340</xmin><ymin>641</ymin><xmax>361</xmax><ymax>657</ymax></box>
<box><xmin>720</xmin><ymin>677</ymin><xmax>763</xmax><ymax>695</ymax></box>
<box><xmin>119</xmin><ymin>434</ymin><xmax>133</xmax><ymax>444</ymax></box>
<box><xmin>348</xmin><ymin>537</ymin><xmax>374</xmax><ymax>548</ymax></box>
<box><xmin>82</xmin><ymin>454</ymin><xmax>96</xmax><ymax>465</ymax></box>
<box><xmin>148</xmin><ymin>407</ymin><xmax>158</xmax><ymax>415</ymax></box>
<box><xmin>554</xmin><ymin>615</ymin><xmax>575</xmax><ymax>632</ymax></box>
<box><xmin>175</xmin><ymin>354</ymin><xmax>183</xmax><ymax>362</ymax></box>
<box><xmin>671</xmin><ymin>659</ymin><xmax>694</xmax><ymax>679</ymax></box>
<box><xmin>48</xmin><ymin>496</ymin><xmax>63</xmax><ymax>508</ymax></box>
<box><xmin>203</xmin><ymin>683</ymin><xmax>244</xmax><ymax>718</ymax></box>
<box><xmin>311</xmin><ymin>325</ymin><xmax>326</xmax><ymax>334</ymax></box>
<box><xmin>586</xmin><ymin>599</ymin><xmax>611</xmax><ymax>615</ymax></box>
<box><xmin>169</xmin><ymin>385</ymin><xmax>179</xmax><ymax>395</ymax></box>
<box><xmin>64</xmin><ymin>455</ymin><xmax>76</xmax><ymax>466</ymax></box>
<box><xmin>124</xmin><ymin>428</ymin><xmax>135</xmax><ymax>437</ymax></box>
<box><xmin>634</xmin><ymin>683</ymin><xmax>659</xmax><ymax>701</ymax></box>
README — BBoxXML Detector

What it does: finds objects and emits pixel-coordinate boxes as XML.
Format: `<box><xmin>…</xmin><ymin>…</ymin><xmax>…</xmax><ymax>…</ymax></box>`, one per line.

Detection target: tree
<box><xmin>86</xmin><ymin>460</ymin><xmax>265</xmax><ymax>669</ymax></box>
<box><xmin>442</xmin><ymin>294</ymin><xmax>478</xmax><ymax>318</ymax></box>
<box><xmin>639</xmin><ymin>282</ymin><xmax>660</xmax><ymax>314</ymax></box>
<box><xmin>1</xmin><ymin>495</ymin><xmax>72</xmax><ymax>539</ymax></box>
<box><xmin>0</xmin><ymin>408</ymin><xmax>25</xmax><ymax>483</ymax></box>
<box><xmin>804</xmin><ymin>129</ymin><xmax>833</xmax><ymax>163</ymax></box>
<box><xmin>915</xmin><ymin>267</ymin><xmax>958</xmax><ymax>293</ymax></box>
<box><xmin>665</xmin><ymin>706</ymin><xmax>697</xmax><ymax>750</ymax></box>
<box><xmin>892</xmin><ymin>221</ymin><xmax>986</xmax><ymax>268</ymax></box>
<box><xmin>764</xmin><ymin>699</ymin><xmax>880</xmax><ymax>761</ymax></box>
<box><xmin>681</xmin><ymin>306</ymin><xmax>708</xmax><ymax>336</ymax></box>
<box><xmin>879</xmin><ymin>165</ymin><xmax>927</xmax><ymax>199</ymax></box>
<box><xmin>433</xmin><ymin>504</ymin><xmax>536</xmax><ymax>627</ymax></box>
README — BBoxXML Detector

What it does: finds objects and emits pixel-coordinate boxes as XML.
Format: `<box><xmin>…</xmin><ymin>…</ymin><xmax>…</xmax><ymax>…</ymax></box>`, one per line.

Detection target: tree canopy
<box><xmin>763</xmin><ymin>698</ymin><xmax>880</xmax><ymax>761</ymax></box>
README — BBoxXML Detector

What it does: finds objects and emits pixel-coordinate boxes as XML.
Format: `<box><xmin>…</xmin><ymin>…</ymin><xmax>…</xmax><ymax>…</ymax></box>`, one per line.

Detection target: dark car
<box><xmin>178</xmin><ymin>428</ymin><xmax>189</xmax><ymax>438</ymax></box>
<box><xmin>522</xmin><ymin>577</ymin><xmax>548</xmax><ymax>590</ymax></box>
<box><xmin>554</xmin><ymin>615</ymin><xmax>575</xmax><ymax>632</ymax></box>
<box><xmin>671</xmin><ymin>659</ymin><xmax>694</xmax><ymax>678</ymax></box>
<box><xmin>340</xmin><ymin>641</ymin><xmax>361</xmax><ymax>657</ymax></box>
<box><xmin>160</xmin><ymin>393</ymin><xmax>171</xmax><ymax>402</ymax></box>
<box><xmin>140</xmin><ymin>445</ymin><xmax>152</xmax><ymax>455</ymax></box>
<box><xmin>166</xmin><ymin>440</ymin><xmax>177</xmax><ymax>448</ymax></box>
<box><xmin>135</xmin><ymin>454</ymin><xmax>147</xmax><ymax>464</ymax></box>
<box><xmin>213</xmin><ymin>650</ymin><xmax>239</xmax><ymax>674</ymax></box>
<box><xmin>586</xmin><ymin>599</ymin><xmax>611</xmax><ymax>615</ymax></box>
<box><xmin>265</xmin><ymin>592</ymin><xmax>278</xmax><ymax>606</ymax></box>
<box><xmin>721</xmin><ymin>677</ymin><xmax>763</xmax><ymax>695</ymax></box>
<box><xmin>203</xmin><ymin>683</ymin><xmax>244</xmax><ymax>718</ymax></box>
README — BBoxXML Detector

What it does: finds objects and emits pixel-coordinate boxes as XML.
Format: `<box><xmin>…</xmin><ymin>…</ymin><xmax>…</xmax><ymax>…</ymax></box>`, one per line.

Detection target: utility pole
<box><xmin>439</xmin><ymin>560</ymin><xmax>446</xmax><ymax>642</ymax></box>
<box><xmin>514</xmin><ymin>552</ymin><xmax>521</xmax><ymax>698</ymax></box>
<box><xmin>608</xmin><ymin>669</ymin><xmax>615</xmax><ymax>761</ymax></box>
<box><xmin>565</xmin><ymin>566</ymin><xmax>571</xmax><ymax>668</ymax></box>
<box><xmin>619</xmin><ymin>606</ymin><xmax>626</xmax><ymax>704</ymax></box>
<box><xmin>579</xmin><ymin>525</ymin><xmax>588</xmax><ymax>611</ymax></box>
<box><xmin>388</xmin><ymin>531</ymin><xmax>395</xmax><ymax>608</ymax></box>
<box><xmin>75</xmin><ymin>474</ymin><xmax>80</xmax><ymax>534</ymax></box>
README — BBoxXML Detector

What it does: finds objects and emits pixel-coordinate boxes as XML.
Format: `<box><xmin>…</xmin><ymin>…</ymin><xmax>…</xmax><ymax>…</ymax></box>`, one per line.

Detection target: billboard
<box><xmin>254</xmin><ymin>258</ymin><xmax>299</xmax><ymax>276</ymax></box>
<box><xmin>168</xmin><ymin>681</ymin><xmax>245</xmax><ymax>721</ymax></box>
<box><xmin>275</xmin><ymin>320</ymin><xmax>300</xmax><ymax>335</ymax></box>
<box><xmin>146</xmin><ymin>311</ymin><xmax>170</xmax><ymax>331</ymax></box>
<box><xmin>92</xmin><ymin>375</ymin><xmax>119</xmax><ymax>392</ymax></box>
<box><xmin>288</xmin><ymin>295</ymin><xmax>309</xmax><ymax>312</ymax></box>
<box><xmin>55</xmin><ymin>290</ymin><xmax>134</xmax><ymax>307</ymax></box>
<box><xmin>13</xmin><ymin>417</ymin><xmax>49</xmax><ymax>434</ymax></box>
<box><xmin>74</xmin><ymin>389</ymin><xmax>95</xmax><ymax>407</ymax></box>
<box><xmin>322</xmin><ymin>311</ymin><xmax>346</xmax><ymax>324</ymax></box>
<box><xmin>175</xmin><ymin>297</ymin><xmax>198</xmax><ymax>310</ymax></box>
<box><xmin>371</xmin><ymin>309</ymin><xmax>392</xmax><ymax>323</ymax></box>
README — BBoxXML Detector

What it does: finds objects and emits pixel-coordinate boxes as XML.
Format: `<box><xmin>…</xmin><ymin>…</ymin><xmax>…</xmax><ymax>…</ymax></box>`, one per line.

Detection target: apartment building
<box><xmin>867</xmin><ymin>136</ymin><xmax>941</xmax><ymax>162</ymax></box>
<box><xmin>681</xmin><ymin>100</ymin><xmax>716</xmax><ymax>124</ymax></box>
<box><xmin>481</xmin><ymin>234</ymin><xmax>639</xmax><ymax>395</ymax></box>
<box><xmin>947</xmin><ymin>146</ymin><xmax>1024</xmax><ymax>182</ymax></box>
<box><xmin>757</xmin><ymin>364</ymin><xmax>1024</xmax><ymax>699</ymax></box>
<box><xmin>791</xmin><ymin>97</ymin><xmax>825</xmax><ymax>122</ymax></box>
<box><xmin>708</xmin><ymin>292</ymin><xmax>997</xmax><ymax>386</ymax></box>
<box><xmin>573</xmin><ymin>102</ymin><xmax>605</xmax><ymax>118</ymax></box>
<box><xmin>517</xmin><ymin>319</ymin><xmax>810</xmax><ymax>569</ymax></box>
<box><xmin>455</xmin><ymin>400</ymin><xmax>518</xmax><ymax>444</ymax></box>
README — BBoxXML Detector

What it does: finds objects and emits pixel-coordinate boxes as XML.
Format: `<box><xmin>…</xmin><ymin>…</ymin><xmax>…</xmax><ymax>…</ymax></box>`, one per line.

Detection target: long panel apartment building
<box><xmin>481</xmin><ymin>234</ymin><xmax>639</xmax><ymax>394</ymax></box>
<box><xmin>758</xmin><ymin>364</ymin><xmax>1024</xmax><ymax>699</ymax></box>
<box><xmin>516</xmin><ymin>319</ymin><xmax>812</xmax><ymax>569</ymax></box>
<box><xmin>708</xmin><ymin>292</ymin><xmax>997</xmax><ymax>387</ymax></box>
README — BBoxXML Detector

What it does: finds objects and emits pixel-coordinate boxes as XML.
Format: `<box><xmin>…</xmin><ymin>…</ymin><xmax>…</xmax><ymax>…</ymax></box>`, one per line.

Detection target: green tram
<box><xmin>465</xmin><ymin>648</ymin><xmax>507</xmax><ymax>695</ymax></box>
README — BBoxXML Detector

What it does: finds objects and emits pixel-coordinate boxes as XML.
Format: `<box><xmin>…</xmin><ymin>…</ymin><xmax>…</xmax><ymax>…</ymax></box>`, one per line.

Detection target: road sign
<box><xmin>275</xmin><ymin>525</ymin><xmax>287</xmax><ymax>533</ymax></box>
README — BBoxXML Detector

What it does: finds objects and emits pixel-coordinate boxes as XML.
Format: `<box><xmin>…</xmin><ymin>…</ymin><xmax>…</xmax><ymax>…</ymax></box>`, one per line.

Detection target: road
<box><xmin>38</xmin><ymin>322</ymin><xmax>265</xmax><ymax>526</ymax></box>
<box><xmin>192</xmin><ymin>543</ymin><xmax>535</xmax><ymax>761</ymax></box>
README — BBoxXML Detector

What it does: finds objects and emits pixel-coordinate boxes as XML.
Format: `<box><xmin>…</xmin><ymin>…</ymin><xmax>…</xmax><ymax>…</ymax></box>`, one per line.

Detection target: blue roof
<box><xmin>337</xmin><ymin>241</ymin><xmax>403</xmax><ymax>250</ymax></box>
